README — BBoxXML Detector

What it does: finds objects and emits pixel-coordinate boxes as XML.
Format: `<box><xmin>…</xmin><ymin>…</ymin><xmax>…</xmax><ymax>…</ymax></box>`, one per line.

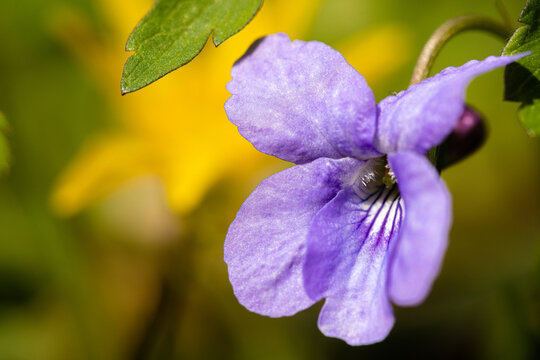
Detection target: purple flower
<box><xmin>223</xmin><ymin>33</ymin><xmax>525</xmax><ymax>345</ymax></box>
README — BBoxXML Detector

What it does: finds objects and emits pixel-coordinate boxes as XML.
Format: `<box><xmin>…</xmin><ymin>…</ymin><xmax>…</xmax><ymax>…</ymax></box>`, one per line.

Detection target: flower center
<box><xmin>356</xmin><ymin>156</ymin><xmax>396</xmax><ymax>196</ymax></box>
<box><xmin>382</xmin><ymin>163</ymin><xmax>396</xmax><ymax>188</ymax></box>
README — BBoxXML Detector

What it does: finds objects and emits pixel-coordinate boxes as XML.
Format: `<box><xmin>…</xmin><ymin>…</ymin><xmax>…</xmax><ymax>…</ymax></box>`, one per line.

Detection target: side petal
<box><xmin>304</xmin><ymin>182</ymin><xmax>403</xmax><ymax>345</ymax></box>
<box><xmin>225</xmin><ymin>157</ymin><xmax>365</xmax><ymax>317</ymax></box>
<box><xmin>387</xmin><ymin>152</ymin><xmax>452</xmax><ymax>306</ymax></box>
<box><xmin>225</xmin><ymin>33</ymin><xmax>380</xmax><ymax>164</ymax></box>
<box><xmin>376</xmin><ymin>54</ymin><xmax>527</xmax><ymax>154</ymax></box>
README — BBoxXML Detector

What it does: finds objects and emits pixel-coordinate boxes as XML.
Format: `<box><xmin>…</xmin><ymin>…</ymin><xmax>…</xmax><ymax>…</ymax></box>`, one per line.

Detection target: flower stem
<box><xmin>409</xmin><ymin>15</ymin><xmax>514</xmax><ymax>86</ymax></box>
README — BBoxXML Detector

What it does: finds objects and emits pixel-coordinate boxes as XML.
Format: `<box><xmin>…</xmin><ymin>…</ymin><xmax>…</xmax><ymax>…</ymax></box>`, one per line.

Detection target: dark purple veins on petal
<box><xmin>303</xmin><ymin>159</ymin><xmax>403</xmax><ymax>344</ymax></box>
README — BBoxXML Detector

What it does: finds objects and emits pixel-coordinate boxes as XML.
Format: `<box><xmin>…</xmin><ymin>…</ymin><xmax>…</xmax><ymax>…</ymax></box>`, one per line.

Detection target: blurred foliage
<box><xmin>0</xmin><ymin>112</ymin><xmax>9</xmax><ymax>173</ymax></box>
<box><xmin>0</xmin><ymin>0</ymin><xmax>538</xmax><ymax>359</ymax></box>
<box><xmin>503</xmin><ymin>0</ymin><xmax>540</xmax><ymax>136</ymax></box>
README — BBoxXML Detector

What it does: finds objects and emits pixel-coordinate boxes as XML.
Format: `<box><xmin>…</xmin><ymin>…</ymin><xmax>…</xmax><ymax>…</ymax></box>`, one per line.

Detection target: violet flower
<box><xmin>223</xmin><ymin>33</ymin><xmax>524</xmax><ymax>345</ymax></box>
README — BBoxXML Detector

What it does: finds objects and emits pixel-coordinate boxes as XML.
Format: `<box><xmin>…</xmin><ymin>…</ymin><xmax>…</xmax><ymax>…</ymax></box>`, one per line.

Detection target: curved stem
<box><xmin>409</xmin><ymin>15</ymin><xmax>514</xmax><ymax>86</ymax></box>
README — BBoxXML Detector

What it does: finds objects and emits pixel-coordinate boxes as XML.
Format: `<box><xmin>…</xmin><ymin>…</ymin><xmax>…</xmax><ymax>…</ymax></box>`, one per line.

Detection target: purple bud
<box><xmin>438</xmin><ymin>106</ymin><xmax>487</xmax><ymax>169</ymax></box>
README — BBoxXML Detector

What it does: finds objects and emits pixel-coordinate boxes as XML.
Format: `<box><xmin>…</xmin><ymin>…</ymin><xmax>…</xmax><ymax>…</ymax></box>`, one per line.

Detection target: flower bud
<box><xmin>438</xmin><ymin>106</ymin><xmax>486</xmax><ymax>169</ymax></box>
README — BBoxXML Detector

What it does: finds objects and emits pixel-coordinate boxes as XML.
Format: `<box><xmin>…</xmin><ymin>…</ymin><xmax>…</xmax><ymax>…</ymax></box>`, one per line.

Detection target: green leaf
<box><xmin>121</xmin><ymin>0</ymin><xmax>262</xmax><ymax>94</ymax></box>
<box><xmin>0</xmin><ymin>112</ymin><xmax>10</xmax><ymax>173</ymax></box>
<box><xmin>503</xmin><ymin>0</ymin><xmax>540</xmax><ymax>136</ymax></box>
<box><xmin>519</xmin><ymin>99</ymin><xmax>540</xmax><ymax>136</ymax></box>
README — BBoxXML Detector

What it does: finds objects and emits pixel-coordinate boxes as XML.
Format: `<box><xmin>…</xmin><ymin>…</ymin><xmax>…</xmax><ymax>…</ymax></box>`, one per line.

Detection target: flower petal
<box><xmin>225</xmin><ymin>33</ymin><xmax>380</xmax><ymax>164</ymax></box>
<box><xmin>304</xmin><ymin>180</ymin><xmax>403</xmax><ymax>345</ymax></box>
<box><xmin>387</xmin><ymin>152</ymin><xmax>452</xmax><ymax>306</ymax></box>
<box><xmin>375</xmin><ymin>54</ymin><xmax>527</xmax><ymax>154</ymax></box>
<box><xmin>225</xmin><ymin>157</ymin><xmax>365</xmax><ymax>317</ymax></box>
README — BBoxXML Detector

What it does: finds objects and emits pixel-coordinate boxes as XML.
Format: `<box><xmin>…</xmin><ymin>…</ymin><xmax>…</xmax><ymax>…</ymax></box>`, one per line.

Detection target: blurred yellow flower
<box><xmin>51</xmin><ymin>0</ymin><xmax>411</xmax><ymax>216</ymax></box>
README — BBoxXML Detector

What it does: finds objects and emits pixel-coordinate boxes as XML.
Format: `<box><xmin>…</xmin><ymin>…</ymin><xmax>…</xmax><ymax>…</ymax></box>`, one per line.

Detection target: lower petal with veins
<box><xmin>304</xmin><ymin>183</ymin><xmax>403</xmax><ymax>345</ymax></box>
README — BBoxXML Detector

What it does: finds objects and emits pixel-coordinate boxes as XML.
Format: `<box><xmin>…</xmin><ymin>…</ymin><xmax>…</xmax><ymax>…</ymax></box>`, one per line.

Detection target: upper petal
<box><xmin>375</xmin><ymin>54</ymin><xmax>527</xmax><ymax>154</ymax></box>
<box><xmin>387</xmin><ymin>152</ymin><xmax>452</xmax><ymax>306</ymax></box>
<box><xmin>304</xmin><ymin>179</ymin><xmax>403</xmax><ymax>345</ymax></box>
<box><xmin>224</xmin><ymin>157</ymin><xmax>365</xmax><ymax>317</ymax></box>
<box><xmin>225</xmin><ymin>33</ymin><xmax>380</xmax><ymax>164</ymax></box>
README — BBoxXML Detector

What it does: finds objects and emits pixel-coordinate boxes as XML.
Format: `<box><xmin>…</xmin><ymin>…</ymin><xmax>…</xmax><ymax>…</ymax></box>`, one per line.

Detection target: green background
<box><xmin>0</xmin><ymin>0</ymin><xmax>538</xmax><ymax>359</ymax></box>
